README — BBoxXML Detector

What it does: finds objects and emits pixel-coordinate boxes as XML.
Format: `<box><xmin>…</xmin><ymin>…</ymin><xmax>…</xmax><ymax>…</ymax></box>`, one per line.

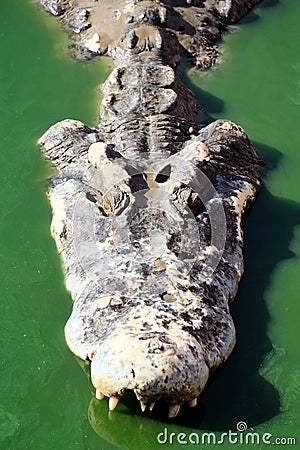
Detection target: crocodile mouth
<box><xmin>90</xmin><ymin>332</ymin><xmax>209</xmax><ymax>418</ymax></box>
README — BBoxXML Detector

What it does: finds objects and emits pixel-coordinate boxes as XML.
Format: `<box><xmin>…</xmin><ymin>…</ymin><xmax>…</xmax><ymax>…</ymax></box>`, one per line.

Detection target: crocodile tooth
<box><xmin>109</xmin><ymin>396</ymin><xmax>119</xmax><ymax>411</ymax></box>
<box><xmin>187</xmin><ymin>398</ymin><xmax>197</xmax><ymax>408</ymax></box>
<box><xmin>149</xmin><ymin>402</ymin><xmax>155</xmax><ymax>411</ymax></box>
<box><xmin>96</xmin><ymin>389</ymin><xmax>105</xmax><ymax>400</ymax></box>
<box><xmin>140</xmin><ymin>401</ymin><xmax>147</xmax><ymax>412</ymax></box>
<box><xmin>168</xmin><ymin>404</ymin><xmax>180</xmax><ymax>418</ymax></box>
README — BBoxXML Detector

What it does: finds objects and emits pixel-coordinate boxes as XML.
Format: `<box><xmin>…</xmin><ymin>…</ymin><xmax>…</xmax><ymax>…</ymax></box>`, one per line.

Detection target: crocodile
<box><xmin>38</xmin><ymin>0</ymin><xmax>263</xmax><ymax>417</ymax></box>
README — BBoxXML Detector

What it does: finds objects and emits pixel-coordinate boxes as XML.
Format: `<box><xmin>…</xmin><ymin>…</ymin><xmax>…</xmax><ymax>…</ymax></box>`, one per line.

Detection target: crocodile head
<box><xmin>45</xmin><ymin>118</ymin><xmax>259</xmax><ymax>418</ymax></box>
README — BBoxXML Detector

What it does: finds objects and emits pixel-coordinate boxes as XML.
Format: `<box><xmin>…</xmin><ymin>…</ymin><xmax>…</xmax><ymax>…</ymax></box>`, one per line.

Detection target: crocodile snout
<box><xmin>90</xmin><ymin>333</ymin><xmax>209</xmax><ymax>417</ymax></box>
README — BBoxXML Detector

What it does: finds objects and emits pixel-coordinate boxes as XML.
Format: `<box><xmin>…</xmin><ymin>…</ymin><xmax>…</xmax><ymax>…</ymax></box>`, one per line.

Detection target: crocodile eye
<box><xmin>103</xmin><ymin>200</ymin><xmax>111</xmax><ymax>212</ymax></box>
<box><xmin>161</xmin><ymin>292</ymin><xmax>176</xmax><ymax>303</ymax></box>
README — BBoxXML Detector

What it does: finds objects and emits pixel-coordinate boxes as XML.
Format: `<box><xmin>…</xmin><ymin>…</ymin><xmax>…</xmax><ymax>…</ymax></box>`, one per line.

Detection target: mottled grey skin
<box><xmin>38</xmin><ymin>0</ymin><xmax>262</xmax><ymax>416</ymax></box>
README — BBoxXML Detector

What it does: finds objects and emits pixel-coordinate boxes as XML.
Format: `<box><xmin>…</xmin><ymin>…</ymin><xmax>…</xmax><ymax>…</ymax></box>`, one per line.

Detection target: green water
<box><xmin>0</xmin><ymin>0</ymin><xmax>299</xmax><ymax>449</ymax></box>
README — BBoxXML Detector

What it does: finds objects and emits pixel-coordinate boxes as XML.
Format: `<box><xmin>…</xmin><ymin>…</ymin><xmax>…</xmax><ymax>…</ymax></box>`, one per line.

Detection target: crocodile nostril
<box><xmin>146</xmin><ymin>338</ymin><xmax>176</xmax><ymax>355</ymax></box>
<box><xmin>147</xmin><ymin>338</ymin><xmax>163</xmax><ymax>353</ymax></box>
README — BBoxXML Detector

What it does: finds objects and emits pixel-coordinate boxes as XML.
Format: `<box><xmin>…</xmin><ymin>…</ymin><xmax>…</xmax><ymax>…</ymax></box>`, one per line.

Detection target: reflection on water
<box><xmin>89</xmin><ymin>398</ymin><xmax>164</xmax><ymax>450</ymax></box>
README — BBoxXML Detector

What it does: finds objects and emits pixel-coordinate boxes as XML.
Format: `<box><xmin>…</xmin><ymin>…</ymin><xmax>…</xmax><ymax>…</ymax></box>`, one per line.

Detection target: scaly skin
<box><xmin>38</xmin><ymin>0</ymin><xmax>262</xmax><ymax>417</ymax></box>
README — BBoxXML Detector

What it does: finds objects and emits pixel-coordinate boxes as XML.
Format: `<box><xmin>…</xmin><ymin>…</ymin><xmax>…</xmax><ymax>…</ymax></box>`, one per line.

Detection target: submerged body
<box><xmin>38</xmin><ymin>0</ymin><xmax>262</xmax><ymax>416</ymax></box>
